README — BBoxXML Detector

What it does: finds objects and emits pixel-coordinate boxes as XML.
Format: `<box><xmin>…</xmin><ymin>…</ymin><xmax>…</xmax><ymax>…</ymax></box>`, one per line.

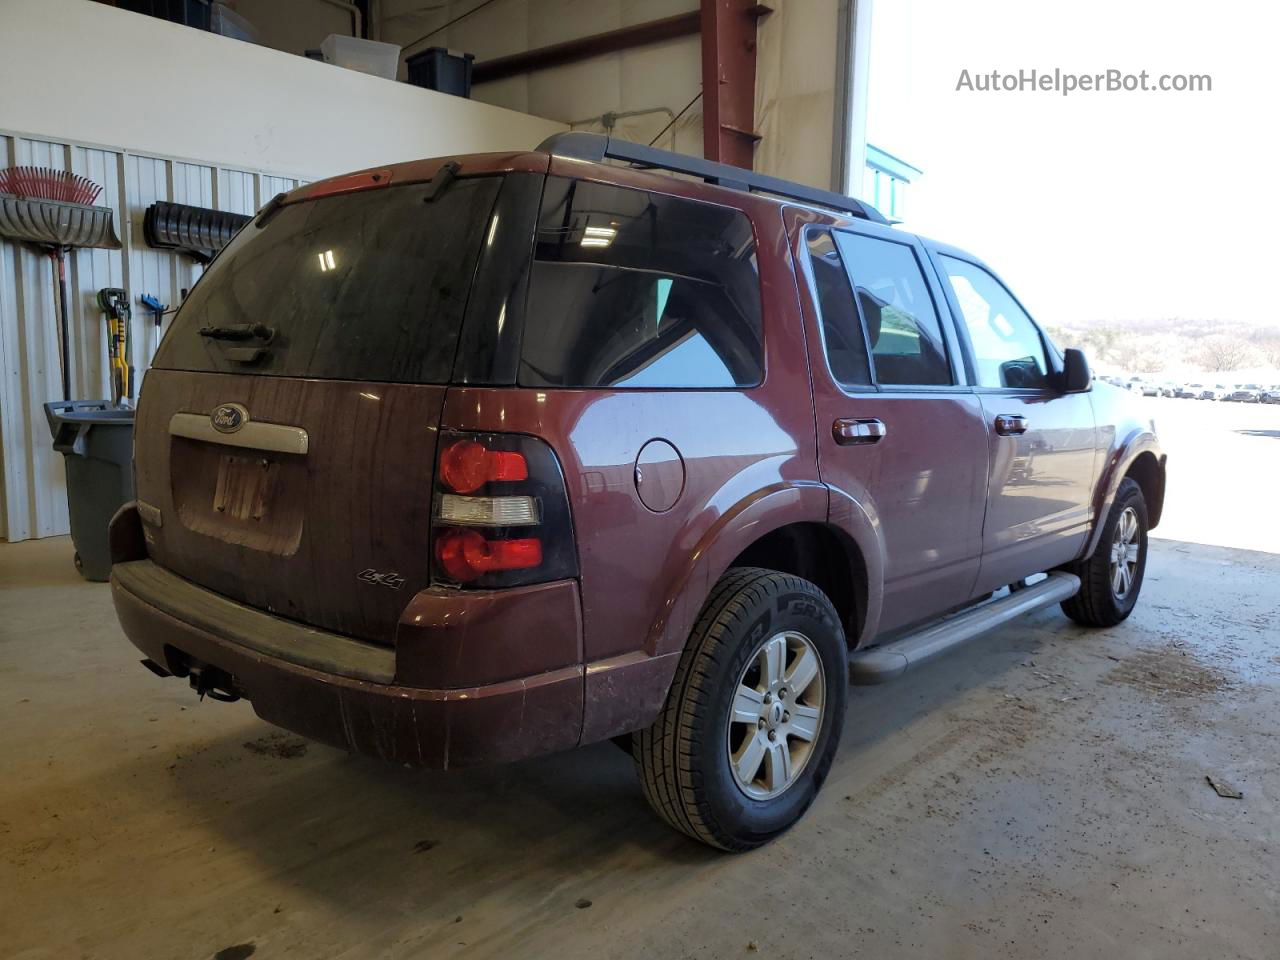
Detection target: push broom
<box><xmin>0</xmin><ymin>166</ymin><xmax>120</xmax><ymax>400</ymax></box>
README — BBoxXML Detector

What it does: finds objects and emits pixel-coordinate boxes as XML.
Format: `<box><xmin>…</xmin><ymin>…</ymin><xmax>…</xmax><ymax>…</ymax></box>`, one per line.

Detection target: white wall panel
<box><xmin>0</xmin><ymin>132</ymin><xmax>313</xmax><ymax>542</ymax></box>
<box><xmin>1</xmin><ymin>134</ymin><xmax>68</xmax><ymax>541</ymax></box>
<box><xmin>69</xmin><ymin>145</ymin><xmax>128</xmax><ymax>405</ymax></box>
<box><xmin>217</xmin><ymin>169</ymin><xmax>258</xmax><ymax>217</ymax></box>
<box><xmin>125</xmin><ymin>155</ymin><xmax>174</xmax><ymax>375</ymax></box>
<box><xmin>261</xmin><ymin>176</ymin><xmax>302</xmax><ymax>202</ymax></box>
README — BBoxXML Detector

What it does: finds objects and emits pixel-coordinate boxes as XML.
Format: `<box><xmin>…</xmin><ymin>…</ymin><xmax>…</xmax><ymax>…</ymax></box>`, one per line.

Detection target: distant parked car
<box><xmin>1228</xmin><ymin>383</ymin><xmax>1263</xmax><ymax>402</ymax></box>
<box><xmin>1174</xmin><ymin>383</ymin><xmax>1201</xmax><ymax>399</ymax></box>
<box><xmin>1201</xmin><ymin>384</ymin><xmax>1229</xmax><ymax>400</ymax></box>
<box><xmin>1262</xmin><ymin>385</ymin><xmax>1280</xmax><ymax>404</ymax></box>
<box><xmin>1158</xmin><ymin>382</ymin><xmax>1178</xmax><ymax>397</ymax></box>
<box><xmin>1138</xmin><ymin>382</ymin><xmax>1161</xmax><ymax>397</ymax></box>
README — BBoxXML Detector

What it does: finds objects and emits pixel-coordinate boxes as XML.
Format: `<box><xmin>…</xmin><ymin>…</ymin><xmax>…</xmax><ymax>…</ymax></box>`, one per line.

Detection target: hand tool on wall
<box><xmin>140</xmin><ymin>294</ymin><xmax>170</xmax><ymax>370</ymax></box>
<box><xmin>0</xmin><ymin>167</ymin><xmax>120</xmax><ymax>401</ymax></box>
<box><xmin>143</xmin><ymin>202</ymin><xmax>251</xmax><ymax>263</ymax></box>
<box><xmin>97</xmin><ymin>288</ymin><xmax>132</xmax><ymax>405</ymax></box>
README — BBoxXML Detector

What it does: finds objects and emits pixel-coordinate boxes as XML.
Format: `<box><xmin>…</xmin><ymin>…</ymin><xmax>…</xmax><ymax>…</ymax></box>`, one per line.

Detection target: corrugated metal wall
<box><xmin>0</xmin><ymin>130</ymin><xmax>302</xmax><ymax>542</ymax></box>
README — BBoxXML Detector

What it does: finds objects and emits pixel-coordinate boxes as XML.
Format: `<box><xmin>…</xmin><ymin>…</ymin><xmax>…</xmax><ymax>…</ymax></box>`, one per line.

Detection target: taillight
<box><xmin>439</xmin><ymin>439</ymin><xmax>528</xmax><ymax>493</ymax></box>
<box><xmin>435</xmin><ymin>529</ymin><xmax>543</xmax><ymax>581</ymax></box>
<box><xmin>431</xmin><ymin>432</ymin><xmax>577</xmax><ymax>587</ymax></box>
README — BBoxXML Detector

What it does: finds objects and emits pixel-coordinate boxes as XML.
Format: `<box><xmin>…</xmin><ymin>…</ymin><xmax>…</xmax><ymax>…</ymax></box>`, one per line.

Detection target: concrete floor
<box><xmin>2</xmin><ymin>398</ymin><xmax>1278</xmax><ymax>960</ymax></box>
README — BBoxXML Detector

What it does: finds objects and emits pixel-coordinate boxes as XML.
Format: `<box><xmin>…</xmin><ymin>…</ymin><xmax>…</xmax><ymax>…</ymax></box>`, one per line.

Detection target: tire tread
<box><xmin>1061</xmin><ymin>478</ymin><xmax>1147</xmax><ymax>627</ymax></box>
<box><xmin>633</xmin><ymin>567</ymin><xmax>837</xmax><ymax>851</ymax></box>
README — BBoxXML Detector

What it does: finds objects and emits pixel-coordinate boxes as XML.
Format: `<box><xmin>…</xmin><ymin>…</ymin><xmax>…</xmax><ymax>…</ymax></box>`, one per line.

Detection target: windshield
<box><xmin>153</xmin><ymin>176</ymin><xmax>503</xmax><ymax>383</ymax></box>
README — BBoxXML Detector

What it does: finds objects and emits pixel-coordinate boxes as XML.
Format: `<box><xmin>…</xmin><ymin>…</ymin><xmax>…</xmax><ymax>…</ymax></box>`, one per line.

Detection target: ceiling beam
<box><xmin>700</xmin><ymin>0</ymin><xmax>768</xmax><ymax>169</ymax></box>
<box><xmin>472</xmin><ymin>11</ymin><xmax>702</xmax><ymax>86</ymax></box>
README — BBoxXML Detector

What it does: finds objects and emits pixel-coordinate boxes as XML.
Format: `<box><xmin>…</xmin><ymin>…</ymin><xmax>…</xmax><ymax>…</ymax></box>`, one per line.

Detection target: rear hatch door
<box><xmin>135</xmin><ymin>171</ymin><xmax>506</xmax><ymax>644</ymax></box>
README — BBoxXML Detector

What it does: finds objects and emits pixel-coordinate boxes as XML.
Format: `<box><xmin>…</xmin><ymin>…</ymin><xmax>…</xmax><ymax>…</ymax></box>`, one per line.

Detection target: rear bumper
<box><xmin>111</xmin><ymin>559</ymin><xmax>584</xmax><ymax>768</ymax></box>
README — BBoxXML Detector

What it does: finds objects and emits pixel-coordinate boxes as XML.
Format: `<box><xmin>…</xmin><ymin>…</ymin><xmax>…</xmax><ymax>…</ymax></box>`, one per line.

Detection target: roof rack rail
<box><xmin>536</xmin><ymin>132</ymin><xmax>887</xmax><ymax>224</ymax></box>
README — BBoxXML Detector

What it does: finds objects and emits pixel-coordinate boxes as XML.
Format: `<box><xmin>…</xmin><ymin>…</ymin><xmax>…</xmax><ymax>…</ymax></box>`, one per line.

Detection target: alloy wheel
<box><xmin>1109</xmin><ymin>506</ymin><xmax>1141</xmax><ymax>599</ymax></box>
<box><xmin>726</xmin><ymin>631</ymin><xmax>826</xmax><ymax>801</ymax></box>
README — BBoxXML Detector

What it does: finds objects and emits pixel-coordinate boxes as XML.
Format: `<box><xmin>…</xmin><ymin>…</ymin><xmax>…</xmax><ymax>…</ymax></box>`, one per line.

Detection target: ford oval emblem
<box><xmin>211</xmin><ymin>402</ymin><xmax>248</xmax><ymax>434</ymax></box>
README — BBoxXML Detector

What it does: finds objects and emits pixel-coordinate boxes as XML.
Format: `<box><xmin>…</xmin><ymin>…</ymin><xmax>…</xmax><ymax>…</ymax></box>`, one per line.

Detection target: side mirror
<box><xmin>1061</xmin><ymin>348</ymin><xmax>1092</xmax><ymax>393</ymax></box>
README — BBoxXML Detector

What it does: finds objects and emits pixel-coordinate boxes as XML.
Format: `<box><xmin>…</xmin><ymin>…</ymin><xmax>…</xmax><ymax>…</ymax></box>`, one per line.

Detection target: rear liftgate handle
<box><xmin>833</xmin><ymin>418</ymin><xmax>887</xmax><ymax>446</ymax></box>
<box><xmin>994</xmin><ymin>414</ymin><xmax>1029</xmax><ymax>436</ymax></box>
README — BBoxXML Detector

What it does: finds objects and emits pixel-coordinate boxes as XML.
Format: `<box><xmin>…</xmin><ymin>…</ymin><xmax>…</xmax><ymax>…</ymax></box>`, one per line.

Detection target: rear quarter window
<box><xmin>518</xmin><ymin>178</ymin><xmax>763</xmax><ymax>389</ymax></box>
<box><xmin>153</xmin><ymin>176</ymin><xmax>503</xmax><ymax>383</ymax></box>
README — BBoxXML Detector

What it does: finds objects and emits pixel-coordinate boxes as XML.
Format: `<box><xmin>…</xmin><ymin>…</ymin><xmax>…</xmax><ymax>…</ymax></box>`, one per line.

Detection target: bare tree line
<box><xmin>1044</xmin><ymin>319</ymin><xmax>1280</xmax><ymax>375</ymax></box>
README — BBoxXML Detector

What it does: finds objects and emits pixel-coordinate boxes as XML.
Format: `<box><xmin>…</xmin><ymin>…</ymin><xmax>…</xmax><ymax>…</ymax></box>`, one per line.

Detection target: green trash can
<box><xmin>44</xmin><ymin>401</ymin><xmax>136</xmax><ymax>582</ymax></box>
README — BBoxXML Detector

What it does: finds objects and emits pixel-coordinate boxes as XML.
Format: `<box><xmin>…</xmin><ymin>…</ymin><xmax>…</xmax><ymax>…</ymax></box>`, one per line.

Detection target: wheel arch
<box><xmin>645</xmin><ymin>482</ymin><xmax>829</xmax><ymax>658</ymax></box>
<box><xmin>647</xmin><ymin>481</ymin><xmax>885</xmax><ymax>657</ymax></box>
<box><xmin>1123</xmin><ymin>451</ymin><xmax>1165</xmax><ymax>529</ymax></box>
<box><xmin>726</xmin><ymin>521</ymin><xmax>870</xmax><ymax>647</ymax></box>
<box><xmin>581</xmin><ymin>483</ymin><xmax>882</xmax><ymax>746</ymax></box>
<box><xmin>1082</xmin><ymin>427</ymin><xmax>1166</xmax><ymax>559</ymax></box>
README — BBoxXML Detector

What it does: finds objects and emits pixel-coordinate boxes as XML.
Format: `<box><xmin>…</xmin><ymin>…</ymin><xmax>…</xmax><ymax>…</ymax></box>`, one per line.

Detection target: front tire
<box><xmin>1061</xmin><ymin>477</ymin><xmax>1149</xmax><ymax>627</ymax></box>
<box><xmin>634</xmin><ymin>568</ymin><xmax>848</xmax><ymax>851</ymax></box>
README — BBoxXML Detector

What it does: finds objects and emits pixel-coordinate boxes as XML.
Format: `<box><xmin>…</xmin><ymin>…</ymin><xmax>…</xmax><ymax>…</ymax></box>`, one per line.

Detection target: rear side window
<box><xmin>518</xmin><ymin>178</ymin><xmax>763</xmax><ymax>389</ymax></box>
<box><xmin>154</xmin><ymin>177</ymin><xmax>502</xmax><ymax>383</ymax></box>
<box><xmin>834</xmin><ymin>232</ymin><xmax>952</xmax><ymax>387</ymax></box>
<box><xmin>804</xmin><ymin>228</ymin><xmax>870</xmax><ymax>387</ymax></box>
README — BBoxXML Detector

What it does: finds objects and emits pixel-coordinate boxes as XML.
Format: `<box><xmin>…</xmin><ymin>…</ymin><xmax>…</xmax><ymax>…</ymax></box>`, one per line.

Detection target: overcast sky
<box><xmin>866</xmin><ymin>0</ymin><xmax>1279</xmax><ymax>330</ymax></box>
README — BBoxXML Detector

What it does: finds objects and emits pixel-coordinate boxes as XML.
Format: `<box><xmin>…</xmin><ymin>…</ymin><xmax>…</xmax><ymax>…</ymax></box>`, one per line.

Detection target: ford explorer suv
<box><xmin>109</xmin><ymin>133</ymin><xmax>1166</xmax><ymax>851</ymax></box>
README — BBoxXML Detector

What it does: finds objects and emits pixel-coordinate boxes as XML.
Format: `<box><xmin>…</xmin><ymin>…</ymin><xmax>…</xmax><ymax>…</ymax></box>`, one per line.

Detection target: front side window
<box><xmin>519</xmin><ymin>178</ymin><xmax>763</xmax><ymax>389</ymax></box>
<box><xmin>941</xmin><ymin>256</ymin><xmax>1050</xmax><ymax>390</ymax></box>
<box><xmin>834</xmin><ymin>232</ymin><xmax>952</xmax><ymax>386</ymax></box>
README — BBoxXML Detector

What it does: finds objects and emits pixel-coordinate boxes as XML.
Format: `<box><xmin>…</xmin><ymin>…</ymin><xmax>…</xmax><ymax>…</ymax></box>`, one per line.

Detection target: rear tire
<box><xmin>1061</xmin><ymin>477</ymin><xmax>1148</xmax><ymax>627</ymax></box>
<box><xmin>633</xmin><ymin>568</ymin><xmax>848</xmax><ymax>851</ymax></box>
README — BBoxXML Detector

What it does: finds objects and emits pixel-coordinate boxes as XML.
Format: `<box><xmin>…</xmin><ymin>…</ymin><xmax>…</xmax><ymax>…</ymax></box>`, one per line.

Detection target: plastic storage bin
<box><xmin>44</xmin><ymin>401</ymin><xmax>136</xmax><ymax>582</ymax></box>
<box><xmin>320</xmin><ymin>35</ymin><xmax>402</xmax><ymax>81</ymax></box>
<box><xmin>116</xmin><ymin>0</ymin><xmax>212</xmax><ymax>31</ymax></box>
<box><xmin>406</xmin><ymin>47</ymin><xmax>475</xmax><ymax>97</ymax></box>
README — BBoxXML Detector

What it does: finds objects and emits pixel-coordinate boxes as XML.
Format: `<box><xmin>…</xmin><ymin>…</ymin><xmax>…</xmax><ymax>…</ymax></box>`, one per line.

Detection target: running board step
<box><xmin>848</xmin><ymin>571</ymin><xmax>1081</xmax><ymax>685</ymax></box>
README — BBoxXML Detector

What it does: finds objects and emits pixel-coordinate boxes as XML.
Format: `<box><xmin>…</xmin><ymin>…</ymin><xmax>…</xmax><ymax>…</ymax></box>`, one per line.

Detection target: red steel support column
<box><xmin>700</xmin><ymin>0</ymin><xmax>767</xmax><ymax>169</ymax></box>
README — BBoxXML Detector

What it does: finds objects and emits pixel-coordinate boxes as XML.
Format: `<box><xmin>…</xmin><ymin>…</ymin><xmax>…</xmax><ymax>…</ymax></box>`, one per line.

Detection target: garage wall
<box><xmin>0</xmin><ymin>0</ymin><xmax>566</xmax><ymax>542</ymax></box>
<box><xmin>381</xmin><ymin>0</ymin><xmax>705</xmax><ymax>156</ymax></box>
<box><xmin>161</xmin><ymin>0</ymin><xmax>850</xmax><ymax>187</ymax></box>
<box><xmin>754</xmin><ymin>0</ymin><xmax>842</xmax><ymax>191</ymax></box>
<box><xmin>382</xmin><ymin>0</ymin><xmax>848</xmax><ymax>186</ymax></box>
<box><xmin>3</xmin><ymin>0</ymin><xmax>565</xmax><ymax>182</ymax></box>
<box><xmin>0</xmin><ymin>132</ymin><xmax>307</xmax><ymax>543</ymax></box>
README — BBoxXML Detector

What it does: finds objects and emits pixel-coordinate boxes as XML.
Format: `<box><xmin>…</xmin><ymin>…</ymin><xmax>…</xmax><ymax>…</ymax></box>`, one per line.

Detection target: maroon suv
<box><xmin>109</xmin><ymin>133</ymin><xmax>1166</xmax><ymax>850</ymax></box>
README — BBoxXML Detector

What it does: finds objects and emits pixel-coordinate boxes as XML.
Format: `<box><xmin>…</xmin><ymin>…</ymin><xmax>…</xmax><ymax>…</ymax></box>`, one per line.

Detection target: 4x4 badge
<box><xmin>358</xmin><ymin>568</ymin><xmax>406</xmax><ymax>590</ymax></box>
<box><xmin>211</xmin><ymin>402</ymin><xmax>248</xmax><ymax>434</ymax></box>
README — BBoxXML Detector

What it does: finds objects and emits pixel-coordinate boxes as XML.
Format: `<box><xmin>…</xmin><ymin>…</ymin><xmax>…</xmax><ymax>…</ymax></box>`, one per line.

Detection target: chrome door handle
<box><xmin>994</xmin><ymin>414</ymin><xmax>1028</xmax><ymax>436</ymax></box>
<box><xmin>833</xmin><ymin>418</ymin><xmax>887</xmax><ymax>445</ymax></box>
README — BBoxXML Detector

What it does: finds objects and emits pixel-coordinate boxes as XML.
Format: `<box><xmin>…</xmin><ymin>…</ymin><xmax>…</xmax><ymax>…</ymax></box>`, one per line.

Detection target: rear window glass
<box><xmin>518</xmin><ymin>177</ymin><xmax>763</xmax><ymax>389</ymax></box>
<box><xmin>153</xmin><ymin>176</ymin><xmax>502</xmax><ymax>383</ymax></box>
